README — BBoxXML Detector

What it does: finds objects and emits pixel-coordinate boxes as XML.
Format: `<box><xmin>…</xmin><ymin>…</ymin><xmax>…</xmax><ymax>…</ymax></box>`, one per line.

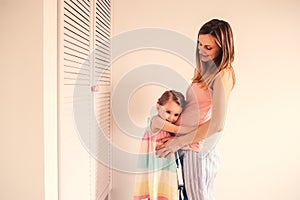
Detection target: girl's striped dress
<box><xmin>133</xmin><ymin>124</ymin><xmax>178</xmax><ymax>200</ymax></box>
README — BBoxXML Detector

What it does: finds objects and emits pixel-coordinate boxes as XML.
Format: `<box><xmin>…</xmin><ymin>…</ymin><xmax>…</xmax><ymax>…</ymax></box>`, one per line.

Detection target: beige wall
<box><xmin>0</xmin><ymin>0</ymin><xmax>44</xmax><ymax>200</ymax></box>
<box><xmin>1</xmin><ymin>0</ymin><xmax>300</xmax><ymax>199</ymax></box>
<box><xmin>111</xmin><ymin>0</ymin><xmax>300</xmax><ymax>199</ymax></box>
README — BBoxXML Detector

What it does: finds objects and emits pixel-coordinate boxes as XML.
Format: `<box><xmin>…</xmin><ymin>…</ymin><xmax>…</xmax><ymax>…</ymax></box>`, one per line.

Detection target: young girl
<box><xmin>133</xmin><ymin>90</ymin><xmax>195</xmax><ymax>200</ymax></box>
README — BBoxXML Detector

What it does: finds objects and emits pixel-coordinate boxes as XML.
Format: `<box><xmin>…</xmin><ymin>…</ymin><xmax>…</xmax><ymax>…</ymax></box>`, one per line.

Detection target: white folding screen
<box><xmin>58</xmin><ymin>0</ymin><xmax>112</xmax><ymax>200</ymax></box>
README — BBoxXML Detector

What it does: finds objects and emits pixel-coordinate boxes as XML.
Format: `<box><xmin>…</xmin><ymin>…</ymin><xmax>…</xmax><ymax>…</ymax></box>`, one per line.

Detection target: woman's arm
<box><xmin>150</xmin><ymin>115</ymin><xmax>196</xmax><ymax>134</ymax></box>
<box><xmin>155</xmin><ymin>120</ymin><xmax>211</xmax><ymax>157</ymax></box>
<box><xmin>156</xmin><ymin>70</ymin><xmax>233</xmax><ymax>157</ymax></box>
<box><xmin>192</xmin><ymin>70</ymin><xmax>233</xmax><ymax>142</ymax></box>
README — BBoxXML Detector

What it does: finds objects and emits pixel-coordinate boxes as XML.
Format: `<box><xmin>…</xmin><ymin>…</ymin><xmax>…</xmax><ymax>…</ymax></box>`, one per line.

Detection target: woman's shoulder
<box><xmin>219</xmin><ymin>65</ymin><xmax>233</xmax><ymax>75</ymax></box>
<box><xmin>213</xmin><ymin>67</ymin><xmax>235</xmax><ymax>90</ymax></box>
<box><xmin>221</xmin><ymin>67</ymin><xmax>234</xmax><ymax>80</ymax></box>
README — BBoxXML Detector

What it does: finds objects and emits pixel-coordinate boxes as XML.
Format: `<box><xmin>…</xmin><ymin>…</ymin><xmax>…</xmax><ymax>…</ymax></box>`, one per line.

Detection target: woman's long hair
<box><xmin>193</xmin><ymin>19</ymin><xmax>236</xmax><ymax>89</ymax></box>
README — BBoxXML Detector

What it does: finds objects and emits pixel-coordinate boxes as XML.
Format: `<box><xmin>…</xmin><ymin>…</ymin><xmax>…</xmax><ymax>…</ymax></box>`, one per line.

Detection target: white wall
<box><xmin>111</xmin><ymin>0</ymin><xmax>300</xmax><ymax>199</ymax></box>
<box><xmin>0</xmin><ymin>0</ymin><xmax>44</xmax><ymax>200</ymax></box>
<box><xmin>43</xmin><ymin>0</ymin><xmax>58</xmax><ymax>199</ymax></box>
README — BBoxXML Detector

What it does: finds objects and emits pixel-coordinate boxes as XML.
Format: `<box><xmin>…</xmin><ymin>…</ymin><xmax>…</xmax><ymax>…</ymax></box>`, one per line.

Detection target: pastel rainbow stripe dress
<box><xmin>133</xmin><ymin>126</ymin><xmax>178</xmax><ymax>200</ymax></box>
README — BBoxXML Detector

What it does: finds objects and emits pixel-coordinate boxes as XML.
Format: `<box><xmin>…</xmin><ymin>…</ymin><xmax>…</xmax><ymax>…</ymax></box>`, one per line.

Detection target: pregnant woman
<box><xmin>156</xmin><ymin>18</ymin><xmax>236</xmax><ymax>200</ymax></box>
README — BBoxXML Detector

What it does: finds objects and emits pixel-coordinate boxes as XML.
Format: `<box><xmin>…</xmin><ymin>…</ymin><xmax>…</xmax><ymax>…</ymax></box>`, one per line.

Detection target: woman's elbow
<box><xmin>210</xmin><ymin>121</ymin><xmax>224</xmax><ymax>133</ymax></box>
<box><xmin>216</xmin><ymin>126</ymin><xmax>224</xmax><ymax>132</ymax></box>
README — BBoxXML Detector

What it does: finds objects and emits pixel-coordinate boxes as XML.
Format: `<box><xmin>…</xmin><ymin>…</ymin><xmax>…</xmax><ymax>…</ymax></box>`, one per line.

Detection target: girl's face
<box><xmin>157</xmin><ymin>101</ymin><xmax>182</xmax><ymax>124</ymax></box>
<box><xmin>198</xmin><ymin>34</ymin><xmax>221</xmax><ymax>62</ymax></box>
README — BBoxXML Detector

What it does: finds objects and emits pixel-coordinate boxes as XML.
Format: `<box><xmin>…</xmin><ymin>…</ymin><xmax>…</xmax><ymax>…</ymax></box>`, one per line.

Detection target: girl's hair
<box><xmin>157</xmin><ymin>90</ymin><xmax>186</xmax><ymax>109</ymax></box>
<box><xmin>193</xmin><ymin>19</ymin><xmax>236</xmax><ymax>88</ymax></box>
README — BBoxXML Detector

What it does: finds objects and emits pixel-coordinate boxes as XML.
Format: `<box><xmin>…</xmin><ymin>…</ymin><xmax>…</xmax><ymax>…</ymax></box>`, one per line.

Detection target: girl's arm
<box><xmin>150</xmin><ymin>115</ymin><xmax>196</xmax><ymax>134</ymax></box>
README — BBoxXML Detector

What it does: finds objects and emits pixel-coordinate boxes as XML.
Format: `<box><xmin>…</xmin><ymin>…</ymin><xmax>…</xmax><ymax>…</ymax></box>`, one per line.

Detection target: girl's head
<box><xmin>156</xmin><ymin>90</ymin><xmax>186</xmax><ymax>123</ymax></box>
<box><xmin>193</xmin><ymin>19</ymin><xmax>235</xmax><ymax>87</ymax></box>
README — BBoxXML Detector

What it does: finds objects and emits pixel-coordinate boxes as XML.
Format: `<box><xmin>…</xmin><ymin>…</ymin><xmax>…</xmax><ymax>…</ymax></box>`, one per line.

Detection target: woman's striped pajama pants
<box><xmin>178</xmin><ymin>148</ymin><xmax>220</xmax><ymax>200</ymax></box>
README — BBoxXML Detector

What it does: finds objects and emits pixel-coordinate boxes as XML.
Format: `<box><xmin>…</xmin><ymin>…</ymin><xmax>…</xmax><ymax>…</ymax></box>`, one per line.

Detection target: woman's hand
<box><xmin>155</xmin><ymin>136</ymin><xmax>177</xmax><ymax>158</ymax></box>
<box><xmin>156</xmin><ymin>133</ymin><xmax>194</xmax><ymax>158</ymax></box>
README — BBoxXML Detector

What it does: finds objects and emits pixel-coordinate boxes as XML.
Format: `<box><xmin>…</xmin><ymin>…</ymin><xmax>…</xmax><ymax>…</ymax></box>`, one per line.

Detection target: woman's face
<box><xmin>198</xmin><ymin>34</ymin><xmax>221</xmax><ymax>62</ymax></box>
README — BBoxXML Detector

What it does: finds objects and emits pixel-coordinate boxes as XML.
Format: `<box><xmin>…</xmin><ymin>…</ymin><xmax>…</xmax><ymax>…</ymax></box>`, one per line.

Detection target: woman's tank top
<box><xmin>179</xmin><ymin>83</ymin><xmax>221</xmax><ymax>152</ymax></box>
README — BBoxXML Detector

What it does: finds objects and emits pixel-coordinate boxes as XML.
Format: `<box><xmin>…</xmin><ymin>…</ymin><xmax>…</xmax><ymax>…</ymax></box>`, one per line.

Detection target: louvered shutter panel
<box><xmin>91</xmin><ymin>0</ymin><xmax>112</xmax><ymax>199</ymax></box>
<box><xmin>58</xmin><ymin>0</ymin><xmax>111</xmax><ymax>200</ymax></box>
